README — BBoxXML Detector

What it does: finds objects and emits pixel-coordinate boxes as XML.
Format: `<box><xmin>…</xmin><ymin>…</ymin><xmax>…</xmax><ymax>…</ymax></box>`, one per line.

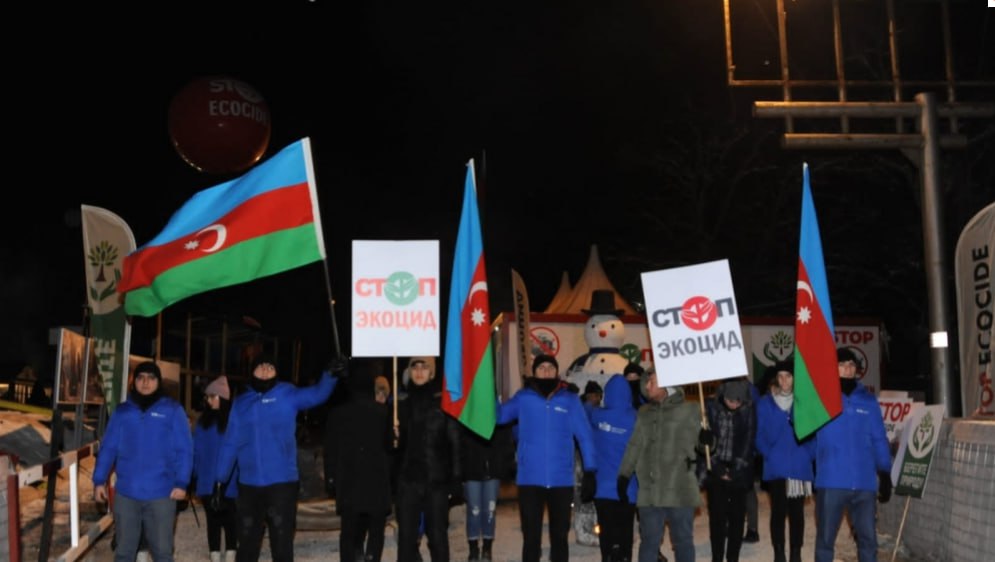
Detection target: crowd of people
<box><xmin>92</xmin><ymin>345</ymin><xmax>892</xmax><ymax>562</ymax></box>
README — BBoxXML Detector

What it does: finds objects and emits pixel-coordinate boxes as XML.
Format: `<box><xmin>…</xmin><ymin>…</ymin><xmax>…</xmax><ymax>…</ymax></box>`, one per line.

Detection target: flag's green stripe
<box><xmin>459</xmin><ymin>344</ymin><xmax>496</xmax><ymax>439</ymax></box>
<box><xmin>793</xmin><ymin>349</ymin><xmax>831</xmax><ymax>440</ymax></box>
<box><xmin>125</xmin><ymin>224</ymin><xmax>321</xmax><ymax>316</ymax></box>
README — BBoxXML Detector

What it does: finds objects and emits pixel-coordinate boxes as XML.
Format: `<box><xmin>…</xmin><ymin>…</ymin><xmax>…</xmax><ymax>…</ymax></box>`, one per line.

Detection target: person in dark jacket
<box><xmin>214</xmin><ymin>355</ymin><xmax>343</xmax><ymax>562</ymax></box>
<box><xmin>698</xmin><ymin>377</ymin><xmax>757</xmax><ymax>562</ymax></box>
<box><xmin>325</xmin><ymin>362</ymin><xmax>394</xmax><ymax>562</ymax></box>
<box><xmin>460</xmin><ymin>422</ymin><xmax>513</xmax><ymax>561</ymax></box>
<box><xmin>394</xmin><ymin>356</ymin><xmax>462</xmax><ymax>562</ymax></box>
<box><xmin>193</xmin><ymin>375</ymin><xmax>238</xmax><ymax>562</ymax></box>
<box><xmin>590</xmin><ymin>374</ymin><xmax>638</xmax><ymax>562</ymax></box>
<box><xmin>496</xmin><ymin>354</ymin><xmax>598</xmax><ymax>562</ymax></box>
<box><xmin>755</xmin><ymin>361</ymin><xmax>815</xmax><ymax>562</ymax></box>
<box><xmin>93</xmin><ymin>361</ymin><xmax>193</xmax><ymax>562</ymax></box>
<box><xmin>813</xmin><ymin>348</ymin><xmax>892</xmax><ymax>562</ymax></box>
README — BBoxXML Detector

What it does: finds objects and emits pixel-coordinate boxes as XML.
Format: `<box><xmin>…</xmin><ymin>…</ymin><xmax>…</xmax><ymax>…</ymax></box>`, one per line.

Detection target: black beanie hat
<box><xmin>532</xmin><ymin>354</ymin><xmax>558</xmax><ymax>375</ymax></box>
<box><xmin>584</xmin><ymin>380</ymin><xmax>603</xmax><ymax>395</ymax></box>
<box><xmin>251</xmin><ymin>355</ymin><xmax>276</xmax><ymax>372</ymax></box>
<box><xmin>623</xmin><ymin>362</ymin><xmax>644</xmax><ymax>378</ymax></box>
<box><xmin>836</xmin><ymin>347</ymin><xmax>859</xmax><ymax>365</ymax></box>
<box><xmin>133</xmin><ymin>361</ymin><xmax>161</xmax><ymax>380</ymax></box>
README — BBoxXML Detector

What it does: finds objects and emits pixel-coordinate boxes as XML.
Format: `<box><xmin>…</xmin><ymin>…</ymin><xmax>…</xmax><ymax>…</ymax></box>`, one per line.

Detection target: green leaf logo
<box><xmin>384</xmin><ymin>271</ymin><xmax>418</xmax><ymax>306</ymax></box>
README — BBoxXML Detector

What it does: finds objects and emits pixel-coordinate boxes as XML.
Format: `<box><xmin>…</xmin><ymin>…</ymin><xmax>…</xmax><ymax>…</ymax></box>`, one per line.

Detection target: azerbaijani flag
<box><xmin>118</xmin><ymin>138</ymin><xmax>325</xmax><ymax>317</ymax></box>
<box><xmin>792</xmin><ymin>163</ymin><xmax>843</xmax><ymax>439</ymax></box>
<box><xmin>442</xmin><ymin>159</ymin><xmax>496</xmax><ymax>439</ymax></box>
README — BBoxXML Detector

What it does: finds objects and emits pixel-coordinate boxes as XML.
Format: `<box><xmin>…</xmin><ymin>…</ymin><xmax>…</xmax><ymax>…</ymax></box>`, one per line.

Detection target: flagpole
<box><xmin>320</xmin><ymin>259</ymin><xmax>343</xmax><ymax>359</ymax></box>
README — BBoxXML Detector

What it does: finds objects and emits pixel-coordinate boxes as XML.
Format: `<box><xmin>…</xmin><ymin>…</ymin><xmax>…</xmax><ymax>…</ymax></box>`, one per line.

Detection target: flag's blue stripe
<box><xmin>444</xmin><ymin>162</ymin><xmax>482</xmax><ymax>399</ymax></box>
<box><xmin>140</xmin><ymin>140</ymin><xmax>307</xmax><ymax>249</ymax></box>
<box><xmin>799</xmin><ymin>163</ymin><xmax>835</xmax><ymax>332</ymax></box>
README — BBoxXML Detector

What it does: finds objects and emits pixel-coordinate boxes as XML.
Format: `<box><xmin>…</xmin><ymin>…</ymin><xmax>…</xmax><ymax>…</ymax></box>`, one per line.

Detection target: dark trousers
<box><xmin>766</xmin><ymin>479</ymin><xmax>805</xmax><ymax>552</ymax></box>
<box><xmin>200</xmin><ymin>495</ymin><xmax>237</xmax><ymax>552</ymax></box>
<box><xmin>341</xmin><ymin>508</ymin><xmax>388</xmax><ymax>562</ymax></box>
<box><xmin>235</xmin><ymin>481</ymin><xmax>298</xmax><ymax>562</ymax></box>
<box><xmin>594</xmin><ymin>498</ymin><xmax>635</xmax><ymax>561</ymax></box>
<box><xmin>518</xmin><ymin>485</ymin><xmax>573</xmax><ymax>562</ymax></box>
<box><xmin>396</xmin><ymin>481</ymin><xmax>450</xmax><ymax>562</ymax></box>
<box><xmin>705</xmin><ymin>478</ymin><xmax>748</xmax><ymax>562</ymax></box>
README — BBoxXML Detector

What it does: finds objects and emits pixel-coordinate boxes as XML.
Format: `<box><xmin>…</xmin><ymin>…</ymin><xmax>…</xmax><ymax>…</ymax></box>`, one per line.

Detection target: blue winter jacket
<box><xmin>193</xmin><ymin>423</ymin><xmax>238</xmax><ymax>497</ymax></box>
<box><xmin>589</xmin><ymin>375</ymin><xmax>638</xmax><ymax>502</ymax></box>
<box><xmin>755</xmin><ymin>393</ymin><xmax>815</xmax><ymax>481</ymax></box>
<box><xmin>813</xmin><ymin>382</ymin><xmax>891</xmax><ymax>492</ymax></box>
<box><xmin>216</xmin><ymin>372</ymin><xmax>337</xmax><ymax>486</ymax></box>
<box><xmin>497</xmin><ymin>380</ymin><xmax>597</xmax><ymax>488</ymax></box>
<box><xmin>93</xmin><ymin>395</ymin><xmax>193</xmax><ymax>501</ymax></box>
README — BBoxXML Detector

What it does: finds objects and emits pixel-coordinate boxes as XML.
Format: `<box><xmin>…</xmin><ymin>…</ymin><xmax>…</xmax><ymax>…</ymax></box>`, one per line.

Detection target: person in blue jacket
<box><xmin>214</xmin><ymin>355</ymin><xmax>344</xmax><ymax>562</ymax></box>
<box><xmin>590</xmin><ymin>374</ymin><xmax>638</xmax><ymax>562</ymax></box>
<box><xmin>193</xmin><ymin>375</ymin><xmax>238</xmax><ymax>562</ymax></box>
<box><xmin>93</xmin><ymin>361</ymin><xmax>193</xmax><ymax>562</ymax></box>
<box><xmin>496</xmin><ymin>353</ymin><xmax>598</xmax><ymax>562</ymax></box>
<box><xmin>755</xmin><ymin>361</ymin><xmax>815</xmax><ymax>562</ymax></box>
<box><xmin>813</xmin><ymin>348</ymin><xmax>892</xmax><ymax>562</ymax></box>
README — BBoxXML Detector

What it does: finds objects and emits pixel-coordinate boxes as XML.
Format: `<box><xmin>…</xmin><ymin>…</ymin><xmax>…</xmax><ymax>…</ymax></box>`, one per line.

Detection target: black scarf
<box><xmin>131</xmin><ymin>389</ymin><xmax>163</xmax><ymax>412</ymax></box>
<box><xmin>840</xmin><ymin>378</ymin><xmax>857</xmax><ymax>396</ymax></box>
<box><xmin>531</xmin><ymin>378</ymin><xmax>559</xmax><ymax>397</ymax></box>
<box><xmin>250</xmin><ymin>376</ymin><xmax>278</xmax><ymax>394</ymax></box>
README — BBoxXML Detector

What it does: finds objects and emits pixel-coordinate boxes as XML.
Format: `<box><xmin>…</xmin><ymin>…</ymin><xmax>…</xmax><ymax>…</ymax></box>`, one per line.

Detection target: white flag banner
<box><xmin>954</xmin><ymin>203</ymin><xmax>994</xmax><ymax>418</ymax></box>
<box><xmin>81</xmin><ymin>205</ymin><xmax>136</xmax><ymax>410</ymax></box>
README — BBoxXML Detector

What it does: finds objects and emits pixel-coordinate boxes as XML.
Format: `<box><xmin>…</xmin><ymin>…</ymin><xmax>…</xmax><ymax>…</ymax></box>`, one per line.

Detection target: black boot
<box><xmin>481</xmin><ymin>539</ymin><xmax>493</xmax><ymax>561</ymax></box>
<box><xmin>468</xmin><ymin>540</ymin><xmax>480</xmax><ymax>561</ymax></box>
<box><xmin>789</xmin><ymin>547</ymin><xmax>802</xmax><ymax>562</ymax></box>
<box><xmin>773</xmin><ymin>545</ymin><xmax>787</xmax><ymax>562</ymax></box>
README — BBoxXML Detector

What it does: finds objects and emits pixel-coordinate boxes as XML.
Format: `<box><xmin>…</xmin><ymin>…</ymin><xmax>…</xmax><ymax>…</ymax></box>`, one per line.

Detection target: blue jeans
<box><xmin>815</xmin><ymin>488</ymin><xmax>878</xmax><ymax>562</ymax></box>
<box><xmin>112</xmin><ymin>494</ymin><xmax>176</xmax><ymax>562</ymax></box>
<box><xmin>637</xmin><ymin>506</ymin><xmax>695</xmax><ymax>562</ymax></box>
<box><xmin>464</xmin><ymin>479</ymin><xmax>499</xmax><ymax>540</ymax></box>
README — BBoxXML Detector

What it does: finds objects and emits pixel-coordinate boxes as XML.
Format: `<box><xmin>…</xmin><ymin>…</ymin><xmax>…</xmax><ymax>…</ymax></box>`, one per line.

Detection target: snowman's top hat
<box><xmin>582</xmin><ymin>289</ymin><xmax>624</xmax><ymax>317</ymax></box>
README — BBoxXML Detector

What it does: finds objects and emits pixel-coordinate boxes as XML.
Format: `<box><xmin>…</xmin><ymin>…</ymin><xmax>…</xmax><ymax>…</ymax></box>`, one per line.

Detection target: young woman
<box><xmin>193</xmin><ymin>376</ymin><xmax>237</xmax><ymax>562</ymax></box>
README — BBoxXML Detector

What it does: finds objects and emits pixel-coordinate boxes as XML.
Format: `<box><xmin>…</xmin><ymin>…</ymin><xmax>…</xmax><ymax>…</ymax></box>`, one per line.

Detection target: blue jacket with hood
<box><xmin>93</xmin><ymin>394</ymin><xmax>193</xmax><ymax>501</ymax></box>
<box><xmin>216</xmin><ymin>371</ymin><xmax>336</xmax><ymax>486</ymax></box>
<box><xmin>497</xmin><ymin>378</ymin><xmax>597</xmax><ymax>488</ymax></box>
<box><xmin>813</xmin><ymin>381</ymin><xmax>891</xmax><ymax>492</ymax></box>
<box><xmin>589</xmin><ymin>375</ymin><xmax>638</xmax><ymax>502</ymax></box>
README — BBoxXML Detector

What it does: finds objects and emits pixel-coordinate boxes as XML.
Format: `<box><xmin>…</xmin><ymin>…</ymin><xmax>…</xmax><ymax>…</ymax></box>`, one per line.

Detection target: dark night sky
<box><xmin>2</xmin><ymin>2</ymin><xmax>993</xmax><ymax>386</ymax></box>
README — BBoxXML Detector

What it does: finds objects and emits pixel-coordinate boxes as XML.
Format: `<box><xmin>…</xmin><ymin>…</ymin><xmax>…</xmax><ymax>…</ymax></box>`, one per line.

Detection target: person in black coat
<box><xmin>394</xmin><ymin>357</ymin><xmax>462</xmax><ymax>562</ymax></box>
<box><xmin>324</xmin><ymin>362</ymin><xmax>394</xmax><ymax>562</ymax></box>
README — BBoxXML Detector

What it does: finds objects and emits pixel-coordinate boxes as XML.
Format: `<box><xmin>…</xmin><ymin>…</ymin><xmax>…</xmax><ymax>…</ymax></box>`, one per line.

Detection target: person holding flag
<box><xmin>812</xmin><ymin>348</ymin><xmax>892</xmax><ymax>562</ymax></box>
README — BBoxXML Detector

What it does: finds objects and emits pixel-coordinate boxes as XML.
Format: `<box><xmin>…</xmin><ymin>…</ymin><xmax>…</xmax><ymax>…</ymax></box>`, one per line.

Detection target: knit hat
<box><xmin>251</xmin><ymin>354</ymin><xmax>276</xmax><ymax>372</ymax></box>
<box><xmin>204</xmin><ymin>376</ymin><xmax>230</xmax><ymax>400</ymax></box>
<box><xmin>531</xmin><ymin>354</ymin><xmax>558</xmax><ymax>375</ymax></box>
<box><xmin>836</xmin><ymin>347</ymin><xmax>859</xmax><ymax>365</ymax></box>
<box><xmin>623</xmin><ymin>362</ymin><xmax>644</xmax><ymax>379</ymax></box>
<box><xmin>720</xmin><ymin>379</ymin><xmax>751</xmax><ymax>403</ymax></box>
<box><xmin>408</xmin><ymin>356</ymin><xmax>436</xmax><ymax>376</ymax></box>
<box><xmin>133</xmin><ymin>361</ymin><xmax>161</xmax><ymax>380</ymax></box>
<box><xmin>584</xmin><ymin>380</ymin><xmax>603</xmax><ymax>396</ymax></box>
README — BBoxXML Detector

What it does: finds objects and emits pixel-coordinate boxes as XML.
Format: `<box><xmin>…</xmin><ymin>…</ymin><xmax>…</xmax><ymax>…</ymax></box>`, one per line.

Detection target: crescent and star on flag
<box><xmin>468</xmin><ymin>280</ymin><xmax>489</xmax><ymax>326</ymax></box>
<box><xmin>796</xmin><ymin>280</ymin><xmax>814</xmax><ymax>324</ymax></box>
<box><xmin>185</xmin><ymin>224</ymin><xmax>227</xmax><ymax>253</ymax></box>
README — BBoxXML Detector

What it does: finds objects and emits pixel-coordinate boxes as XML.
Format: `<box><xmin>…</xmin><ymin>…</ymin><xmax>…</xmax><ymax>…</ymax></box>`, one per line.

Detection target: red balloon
<box><xmin>168</xmin><ymin>76</ymin><xmax>271</xmax><ymax>175</ymax></box>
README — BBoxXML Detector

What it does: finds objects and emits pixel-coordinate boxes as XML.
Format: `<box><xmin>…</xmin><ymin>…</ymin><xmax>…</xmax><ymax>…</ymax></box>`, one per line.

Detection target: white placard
<box><xmin>640</xmin><ymin>259</ymin><xmax>748</xmax><ymax>387</ymax></box>
<box><xmin>351</xmin><ymin>240</ymin><xmax>440</xmax><ymax>357</ymax></box>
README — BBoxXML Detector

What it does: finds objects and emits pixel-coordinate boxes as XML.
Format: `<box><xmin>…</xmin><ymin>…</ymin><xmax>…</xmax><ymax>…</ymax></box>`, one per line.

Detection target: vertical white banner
<box><xmin>955</xmin><ymin>203</ymin><xmax>994</xmax><ymax>417</ymax></box>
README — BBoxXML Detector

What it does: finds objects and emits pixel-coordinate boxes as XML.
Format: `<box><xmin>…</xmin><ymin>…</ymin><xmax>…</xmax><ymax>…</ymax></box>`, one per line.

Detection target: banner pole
<box><xmin>698</xmin><ymin>382</ymin><xmax>711</xmax><ymax>470</ymax></box>
<box><xmin>891</xmin><ymin>496</ymin><xmax>912</xmax><ymax>562</ymax></box>
<box><xmin>392</xmin><ymin>356</ymin><xmax>399</xmax><ymax>447</ymax></box>
<box><xmin>321</xmin><ymin>259</ymin><xmax>343</xmax><ymax>359</ymax></box>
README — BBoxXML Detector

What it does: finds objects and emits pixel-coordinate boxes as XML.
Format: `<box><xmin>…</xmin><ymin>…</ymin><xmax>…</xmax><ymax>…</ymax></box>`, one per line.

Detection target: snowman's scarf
<box><xmin>587</xmin><ymin>347</ymin><xmax>620</xmax><ymax>354</ymax></box>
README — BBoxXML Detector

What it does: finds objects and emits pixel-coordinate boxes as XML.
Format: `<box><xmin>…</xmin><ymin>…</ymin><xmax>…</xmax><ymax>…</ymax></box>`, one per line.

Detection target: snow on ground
<box><xmin>71</xmin><ymin>491</ymin><xmax>917</xmax><ymax>562</ymax></box>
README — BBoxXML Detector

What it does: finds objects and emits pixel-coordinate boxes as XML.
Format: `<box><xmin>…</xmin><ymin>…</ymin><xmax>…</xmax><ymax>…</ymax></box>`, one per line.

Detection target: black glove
<box><xmin>327</xmin><ymin>356</ymin><xmax>349</xmax><ymax>378</ymax></box>
<box><xmin>209</xmin><ymin>482</ymin><xmax>225</xmax><ymax>511</ymax></box>
<box><xmin>878</xmin><ymin>471</ymin><xmax>892</xmax><ymax>503</ymax></box>
<box><xmin>616</xmin><ymin>475</ymin><xmax>631</xmax><ymax>504</ymax></box>
<box><xmin>448</xmin><ymin>481</ymin><xmax>465</xmax><ymax>506</ymax></box>
<box><xmin>698</xmin><ymin>428</ymin><xmax>714</xmax><ymax>448</ymax></box>
<box><xmin>580</xmin><ymin>471</ymin><xmax>597</xmax><ymax>503</ymax></box>
<box><xmin>325</xmin><ymin>477</ymin><xmax>336</xmax><ymax>499</ymax></box>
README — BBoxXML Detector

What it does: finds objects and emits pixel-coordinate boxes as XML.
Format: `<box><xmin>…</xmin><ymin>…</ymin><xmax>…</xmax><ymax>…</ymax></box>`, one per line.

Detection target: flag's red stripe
<box><xmin>795</xmin><ymin>262</ymin><xmax>843</xmax><ymax>416</ymax></box>
<box><xmin>120</xmin><ymin>183</ymin><xmax>312</xmax><ymax>292</ymax></box>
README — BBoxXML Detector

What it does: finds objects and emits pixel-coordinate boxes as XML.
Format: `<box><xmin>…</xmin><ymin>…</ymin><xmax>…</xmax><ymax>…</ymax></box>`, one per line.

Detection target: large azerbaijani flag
<box><xmin>793</xmin><ymin>163</ymin><xmax>843</xmax><ymax>439</ymax></box>
<box><xmin>442</xmin><ymin>159</ymin><xmax>496</xmax><ymax>439</ymax></box>
<box><xmin>118</xmin><ymin>138</ymin><xmax>325</xmax><ymax>316</ymax></box>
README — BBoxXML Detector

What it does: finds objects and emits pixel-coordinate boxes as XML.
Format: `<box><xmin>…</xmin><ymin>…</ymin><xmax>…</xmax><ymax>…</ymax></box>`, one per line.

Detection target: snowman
<box><xmin>565</xmin><ymin>289</ymin><xmax>632</xmax><ymax>401</ymax></box>
<box><xmin>566</xmin><ymin>289</ymin><xmax>633</xmax><ymax>547</ymax></box>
